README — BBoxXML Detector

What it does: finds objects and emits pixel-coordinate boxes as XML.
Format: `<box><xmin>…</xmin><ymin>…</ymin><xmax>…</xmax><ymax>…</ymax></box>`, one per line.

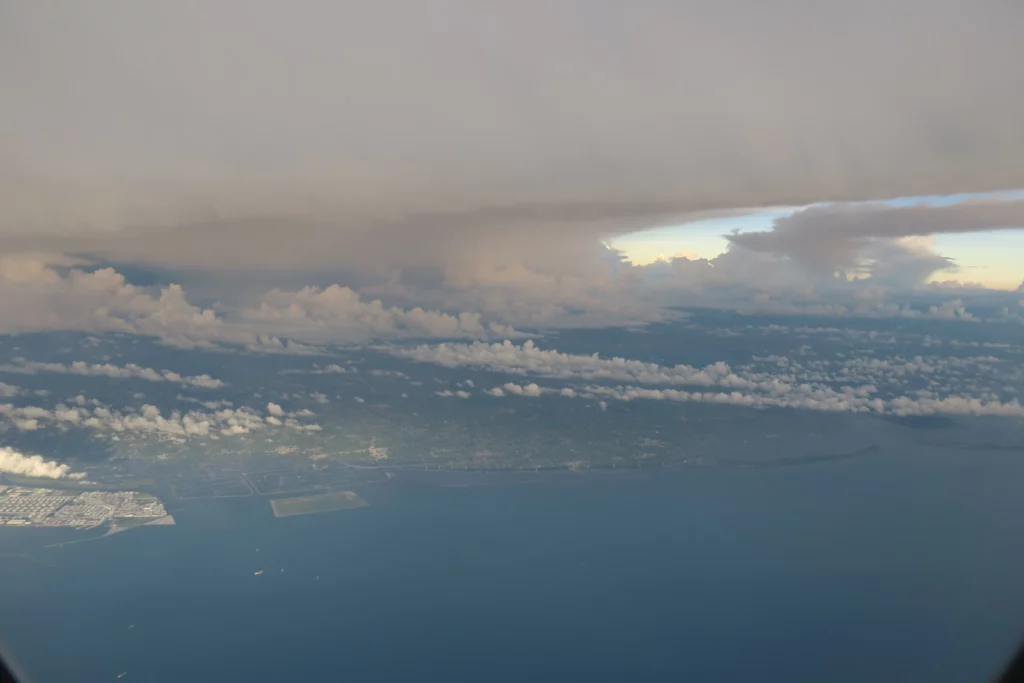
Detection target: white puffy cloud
<box><xmin>242</xmin><ymin>285</ymin><xmax>517</xmax><ymax>342</ymax></box>
<box><xmin>389</xmin><ymin>340</ymin><xmax>765</xmax><ymax>391</ymax></box>
<box><xmin>0</xmin><ymin>245</ymin><xmax>1016</xmax><ymax>355</ymax></box>
<box><xmin>574</xmin><ymin>384</ymin><xmax>1024</xmax><ymax>418</ymax></box>
<box><xmin>0</xmin><ymin>359</ymin><xmax>224</xmax><ymax>388</ymax></box>
<box><xmin>389</xmin><ymin>336</ymin><xmax>1024</xmax><ymax>419</ymax></box>
<box><xmin>435</xmin><ymin>390</ymin><xmax>472</xmax><ymax>399</ymax></box>
<box><xmin>500</xmin><ymin>382</ymin><xmax>545</xmax><ymax>397</ymax></box>
<box><xmin>0</xmin><ymin>254</ymin><xmax>258</xmax><ymax>346</ymax></box>
<box><xmin>0</xmin><ymin>382</ymin><xmax>19</xmax><ymax>397</ymax></box>
<box><xmin>176</xmin><ymin>397</ymin><xmax>234</xmax><ymax>411</ymax></box>
<box><xmin>0</xmin><ymin>254</ymin><xmax>519</xmax><ymax>347</ymax></box>
<box><xmin>0</xmin><ymin>400</ymin><xmax>321</xmax><ymax>439</ymax></box>
<box><xmin>266</xmin><ymin>402</ymin><xmax>284</xmax><ymax>417</ymax></box>
<box><xmin>468</xmin><ymin>370</ymin><xmax>1024</xmax><ymax>418</ymax></box>
<box><xmin>0</xmin><ymin>446</ymin><xmax>82</xmax><ymax>479</ymax></box>
<box><xmin>368</xmin><ymin>369</ymin><xmax>410</xmax><ymax>379</ymax></box>
<box><xmin>922</xmin><ymin>299</ymin><xmax>974</xmax><ymax>321</ymax></box>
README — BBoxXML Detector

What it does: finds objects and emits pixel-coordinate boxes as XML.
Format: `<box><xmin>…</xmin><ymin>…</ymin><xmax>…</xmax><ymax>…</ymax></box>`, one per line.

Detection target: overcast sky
<box><xmin>1</xmin><ymin>1</ymin><xmax>1022</xmax><ymax>337</ymax></box>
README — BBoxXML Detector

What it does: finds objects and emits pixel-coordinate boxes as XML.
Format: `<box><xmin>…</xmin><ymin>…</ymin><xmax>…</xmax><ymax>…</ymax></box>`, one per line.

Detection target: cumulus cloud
<box><xmin>0</xmin><ymin>400</ymin><xmax>321</xmax><ymax>439</ymax></box>
<box><xmin>461</xmin><ymin>375</ymin><xmax>1024</xmax><ymax>418</ymax></box>
<box><xmin>0</xmin><ymin>446</ymin><xmax>82</xmax><ymax>479</ymax></box>
<box><xmin>575</xmin><ymin>384</ymin><xmax>1024</xmax><ymax>418</ymax></box>
<box><xmin>435</xmin><ymin>390</ymin><xmax>472</xmax><ymax>399</ymax></box>
<box><xmin>0</xmin><ymin>247</ymin><xmax>1012</xmax><ymax>348</ymax></box>
<box><xmin>499</xmin><ymin>382</ymin><xmax>545</xmax><ymax>397</ymax></box>
<box><xmin>0</xmin><ymin>254</ymin><xmax>518</xmax><ymax>346</ymax></box>
<box><xmin>0</xmin><ymin>359</ymin><xmax>224</xmax><ymax>389</ymax></box>
<box><xmin>388</xmin><ymin>337</ymin><xmax>1024</xmax><ymax>418</ymax></box>
<box><xmin>390</xmin><ymin>340</ymin><xmax>768</xmax><ymax>391</ymax></box>
<box><xmin>0</xmin><ymin>253</ymin><xmax>256</xmax><ymax>345</ymax></box>
<box><xmin>242</xmin><ymin>285</ymin><xmax>519</xmax><ymax>342</ymax></box>
<box><xmin>369</xmin><ymin>370</ymin><xmax>410</xmax><ymax>379</ymax></box>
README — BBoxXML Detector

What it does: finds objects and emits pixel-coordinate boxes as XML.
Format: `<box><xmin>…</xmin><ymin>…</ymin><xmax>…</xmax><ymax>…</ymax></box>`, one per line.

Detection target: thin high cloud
<box><xmin>2</xmin><ymin>1</ymin><xmax>1023</xmax><ymax>273</ymax></box>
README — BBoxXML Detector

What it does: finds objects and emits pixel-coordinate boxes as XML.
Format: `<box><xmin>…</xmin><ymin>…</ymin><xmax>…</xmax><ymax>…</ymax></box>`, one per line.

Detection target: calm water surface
<box><xmin>2</xmin><ymin>449</ymin><xmax>1023</xmax><ymax>683</ymax></box>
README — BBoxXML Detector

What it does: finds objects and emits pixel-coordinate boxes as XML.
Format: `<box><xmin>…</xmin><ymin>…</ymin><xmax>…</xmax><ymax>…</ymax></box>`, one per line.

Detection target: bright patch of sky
<box><xmin>611</xmin><ymin>191</ymin><xmax>1024</xmax><ymax>289</ymax></box>
<box><xmin>610</xmin><ymin>207</ymin><xmax>798</xmax><ymax>264</ymax></box>
<box><xmin>934</xmin><ymin>230</ymin><xmax>1024</xmax><ymax>289</ymax></box>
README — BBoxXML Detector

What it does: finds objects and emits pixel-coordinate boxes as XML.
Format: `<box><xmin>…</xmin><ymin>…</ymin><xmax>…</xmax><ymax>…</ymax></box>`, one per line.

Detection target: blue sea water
<box><xmin>2</xmin><ymin>449</ymin><xmax>1024</xmax><ymax>683</ymax></box>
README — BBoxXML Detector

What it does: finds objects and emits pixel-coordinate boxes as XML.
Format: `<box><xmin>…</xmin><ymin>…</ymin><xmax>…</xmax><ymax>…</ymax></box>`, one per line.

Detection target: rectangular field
<box><xmin>270</xmin><ymin>491</ymin><xmax>368</xmax><ymax>517</ymax></box>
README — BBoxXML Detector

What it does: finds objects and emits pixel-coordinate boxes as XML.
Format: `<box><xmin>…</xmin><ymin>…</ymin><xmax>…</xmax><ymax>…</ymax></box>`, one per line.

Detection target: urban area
<box><xmin>0</xmin><ymin>485</ymin><xmax>171</xmax><ymax>530</ymax></box>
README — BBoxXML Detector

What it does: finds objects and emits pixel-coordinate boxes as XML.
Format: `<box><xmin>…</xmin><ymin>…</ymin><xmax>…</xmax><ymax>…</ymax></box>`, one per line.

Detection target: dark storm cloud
<box><xmin>1</xmin><ymin>0</ymin><xmax>1022</xmax><ymax>269</ymax></box>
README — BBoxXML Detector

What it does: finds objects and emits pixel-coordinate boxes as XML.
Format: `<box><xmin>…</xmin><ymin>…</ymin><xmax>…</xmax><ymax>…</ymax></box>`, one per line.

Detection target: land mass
<box><xmin>270</xmin><ymin>491</ymin><xmax>368</xmax><ymax>517</ymax></box>
<box><xmin>0</xmin><ymin>484</ymin><xmax>170</xmax><ymax>530</ymax></box>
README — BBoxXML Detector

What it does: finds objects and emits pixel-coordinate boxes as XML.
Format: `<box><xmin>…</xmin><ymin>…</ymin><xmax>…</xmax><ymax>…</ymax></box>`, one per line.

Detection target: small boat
<box><xmin>254</xmin><ymin>570</ymin><xmax>264</xmax><ymax>576</ymax></box>
<box><xmin>117</xmin><ymin>673</ymin><xmax>128</xmax><ymax>679</ymax></box>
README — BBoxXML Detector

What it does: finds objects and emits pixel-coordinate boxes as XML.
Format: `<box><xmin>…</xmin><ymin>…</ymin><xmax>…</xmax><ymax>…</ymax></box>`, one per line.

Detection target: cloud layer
<box><xmin>392</xmin><ymin>339</ymin><xmax>1024</xmax><ymax>418</ymax></box>
<box><xmin>0</xmin><ymin>254</ymin><xmax>519</xmax><ymax>347</ymax></box>
<box><xmin>2</xmin><ymin>248</ymin><xmax>1020</xmax><ymax>353</ymax></box>
<box><xmin>2</xmin><ymin>1</ymin><xmax>1023</xmax><ymax>277</ymax></box>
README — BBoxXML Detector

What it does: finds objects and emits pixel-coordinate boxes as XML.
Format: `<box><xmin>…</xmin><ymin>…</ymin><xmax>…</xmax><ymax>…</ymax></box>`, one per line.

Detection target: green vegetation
<box><xmin>270</xmin><ymin>491</ymin><xmax>369</xmax><ymax>517</ymax></box>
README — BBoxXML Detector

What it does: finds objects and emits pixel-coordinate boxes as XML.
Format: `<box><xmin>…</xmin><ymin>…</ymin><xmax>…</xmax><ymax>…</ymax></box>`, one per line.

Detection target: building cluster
<box><xmin>0</xmin><ymin>485</ymin><xmax>167</xmax><ymax>529</ymax></box>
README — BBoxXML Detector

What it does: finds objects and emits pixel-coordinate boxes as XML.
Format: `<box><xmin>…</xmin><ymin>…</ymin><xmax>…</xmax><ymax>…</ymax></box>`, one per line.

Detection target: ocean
<box><xmin>2</xmin><ymin>447</ymin><xmax>1024</xmax><ymax>683</ymax></box>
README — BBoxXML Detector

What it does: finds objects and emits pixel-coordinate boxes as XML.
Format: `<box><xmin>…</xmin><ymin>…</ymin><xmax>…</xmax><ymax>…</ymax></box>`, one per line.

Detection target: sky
<box><xmin>1</xmin><ymin>1</ymin><xmax>1023</xmax><ymax>344</ymax></box>
<box><xmin>612</xmin><ymin>192</ymin><xmax>1024</xmax><ymax>289</ymax></box>
<box><xmin>2</xmin><ymin>0</ymin><xmax>1024</xmax><ymax>489</ymax></box>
